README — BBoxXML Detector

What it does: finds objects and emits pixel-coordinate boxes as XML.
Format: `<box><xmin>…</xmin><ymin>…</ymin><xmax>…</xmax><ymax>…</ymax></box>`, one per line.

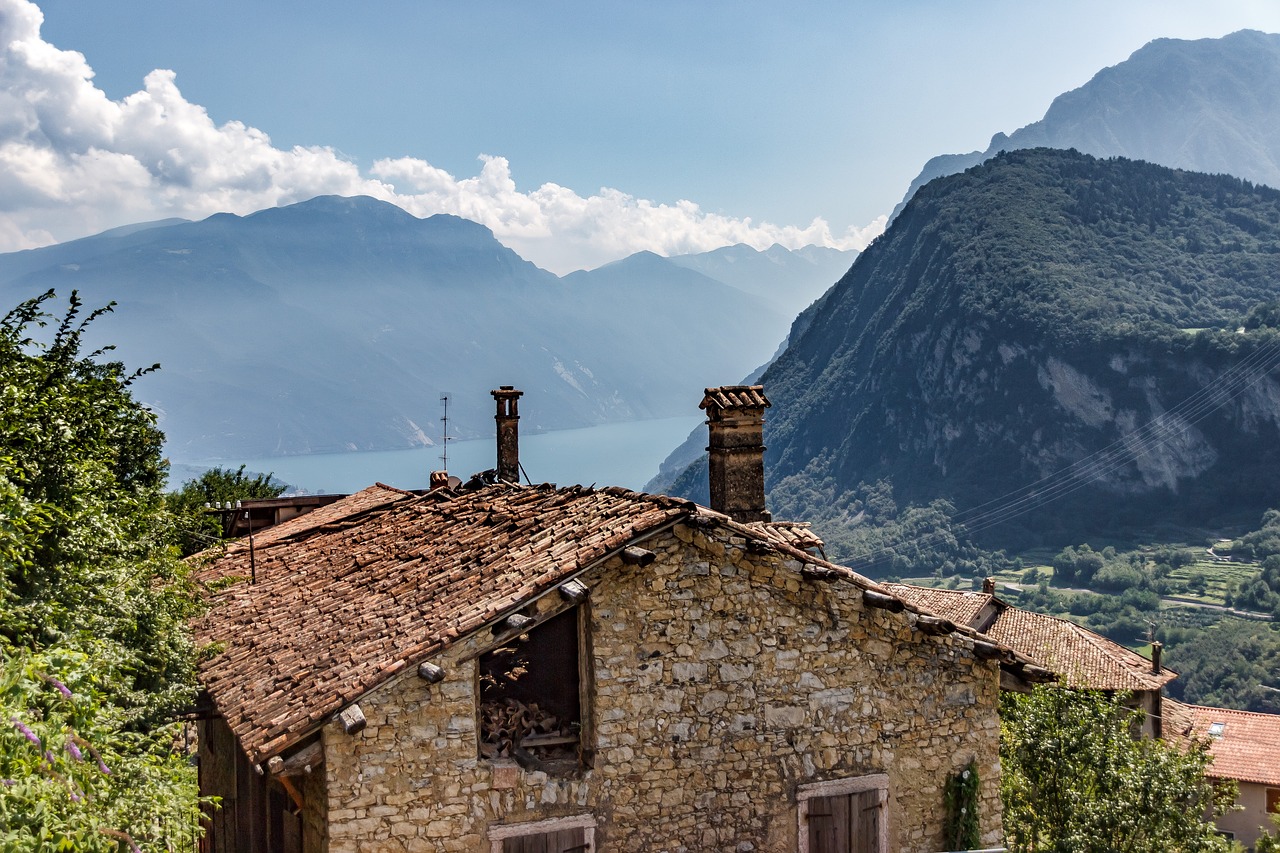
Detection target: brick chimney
<box><xmin>492</xmin><ymin>386</ymin><xmax>523</xmax><ymax>483</ymax></box>
<box><xmin>702</xmin><ymin>385</ymin><xmax>771</xmax><ymax>523</ymax></box>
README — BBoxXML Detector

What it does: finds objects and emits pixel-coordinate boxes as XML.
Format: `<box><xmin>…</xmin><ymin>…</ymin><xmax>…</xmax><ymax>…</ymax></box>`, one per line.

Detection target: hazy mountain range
<box><xmin>0</xmin><ymin>196</ymin><xmax>852</xmax><ymax>461</ymax></box>
<box><xmin>892</xmin><ymin>30</ymin><xmax>1280</xmax><ymax>221</ymax></box>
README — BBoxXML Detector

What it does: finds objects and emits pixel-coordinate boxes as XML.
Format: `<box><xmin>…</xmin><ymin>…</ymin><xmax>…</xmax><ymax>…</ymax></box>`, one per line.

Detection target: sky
<box><xmin>3</xmin><ymin>0</ymin><xmax>1280</xmax><ymax>273</ymax></box>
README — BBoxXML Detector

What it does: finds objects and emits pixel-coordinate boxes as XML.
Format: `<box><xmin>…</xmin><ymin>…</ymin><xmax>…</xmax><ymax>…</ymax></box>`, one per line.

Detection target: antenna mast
<box><xmin>440</xmin><ymin>393</ymin><xmax>453</xmax><ymax>471</ymax></box>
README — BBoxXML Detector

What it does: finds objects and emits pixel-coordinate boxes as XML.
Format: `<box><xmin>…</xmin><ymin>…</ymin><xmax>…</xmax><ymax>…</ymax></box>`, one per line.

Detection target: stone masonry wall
<box><xmin>323</xmin><ymin>522</ymin><xmax>1003</xmax><ymax>852</ymax></box>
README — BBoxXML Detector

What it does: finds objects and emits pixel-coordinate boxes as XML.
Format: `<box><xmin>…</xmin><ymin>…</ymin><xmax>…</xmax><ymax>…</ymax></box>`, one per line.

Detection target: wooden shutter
<box><xmin>808</xmin><ymin>791</ymin><xmax>882</xmax><ymax>853</ymax></box>
<box><xmin>503</xmin><ymin>827</ymin><xmax>588</xmax><ymax>853</ymax></box>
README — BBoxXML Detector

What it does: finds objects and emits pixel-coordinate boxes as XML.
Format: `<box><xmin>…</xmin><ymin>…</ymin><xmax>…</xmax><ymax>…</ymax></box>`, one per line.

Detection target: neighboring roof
<box><xmin>1164</xmin><ymin>700</ymin><xmax>1280</xmax><ymax>786</ymax></box>
<box><xmin>700</xmin><ymin>385</ymin><xmax>770</xmax><ymax>410</ymax></box>
<box><xmin>886</xmin><ymin>584</ymin><xmax>1176</xmax><ymax>692</ymax></box>
<box><xmin>885</xmin><ymin>585</ymin><xmax>993</xmax><ymax>628</ymax></box>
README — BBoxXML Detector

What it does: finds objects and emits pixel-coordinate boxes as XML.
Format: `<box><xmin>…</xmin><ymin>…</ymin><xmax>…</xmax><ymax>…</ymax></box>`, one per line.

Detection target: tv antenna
<box><xmin>439</xmin><ymin>393</ymin><xmax>453</xmax><ymax>471</ymax></box>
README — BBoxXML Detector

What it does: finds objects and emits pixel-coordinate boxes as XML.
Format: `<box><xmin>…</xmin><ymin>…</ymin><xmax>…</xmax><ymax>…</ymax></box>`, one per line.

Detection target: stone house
<box><xmin>192</xmin><ymin>386</ymin><xmax>1046</xmax><ymax>853</ymax></box>
<box><xmin>1165</xmin><ymin>700</ymin><xmax>1280</xmax><ymax>850</ymax></box>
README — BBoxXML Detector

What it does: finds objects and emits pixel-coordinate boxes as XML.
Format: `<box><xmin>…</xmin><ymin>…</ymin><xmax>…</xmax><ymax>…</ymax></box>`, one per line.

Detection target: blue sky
<box><xmin>6</xmin><ymin>0</ymin><xmax>1280</xmax><ymax>271</ymax></box>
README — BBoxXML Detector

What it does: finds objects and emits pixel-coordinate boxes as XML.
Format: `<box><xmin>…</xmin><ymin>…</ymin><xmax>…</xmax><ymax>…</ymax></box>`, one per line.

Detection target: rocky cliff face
<box><xmin>666</xmin><ymin>149</ymin><xmax>1280</xmax><ymax>544</ymax></box>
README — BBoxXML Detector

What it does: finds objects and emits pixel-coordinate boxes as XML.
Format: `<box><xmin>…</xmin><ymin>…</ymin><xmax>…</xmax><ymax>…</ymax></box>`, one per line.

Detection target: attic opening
<box><xmin>478</xmin><ymin>606</ymin><xmax>586</xmax><ymax>770</ymax></box>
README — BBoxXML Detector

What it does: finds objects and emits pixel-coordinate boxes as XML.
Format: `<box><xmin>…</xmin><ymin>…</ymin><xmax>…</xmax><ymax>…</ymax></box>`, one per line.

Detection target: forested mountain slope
<box><xmin>670</xmin><ymin>149</ymin><xmax>1280</xmax><ymax>551</ymax></box>
<box><xmin>893</xmin><ymin>30</ymin><xmax>1280</xmax><ymax>221</ymax></box>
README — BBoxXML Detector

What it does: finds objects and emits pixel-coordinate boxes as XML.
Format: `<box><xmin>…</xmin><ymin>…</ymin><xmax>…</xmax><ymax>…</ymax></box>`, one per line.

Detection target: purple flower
<box><xmin>11</xmin><ymin>717</ymin><xmax>40</xmax><ymax>746</ymax></box>
<box><xmin>1</xmin><ymin>779</ymin><xmax>14</xmax><ymax>787</ymax></box>
<box><xmin>49</xmin><ymin>678</ymin><xmax>72</xmax><ymax>700</ymax></box>
<box><xmin>66</xmin><ymin>738</ymin><xmax>83</xmax><ymax>762</ymax></box>
<box><xmin>89</xmin><ymin>746</ymin><xmax>110</xmax><ymax>776</ymax></box>
<box><xmin>69</xmin><ymin>789</ymin><xmax>81</xmax><ymax>803</ymax></box>
<box><xmin>43</xmin><ymin>750</ymin><xmax>55</xmax><ymax>766</ymax></box>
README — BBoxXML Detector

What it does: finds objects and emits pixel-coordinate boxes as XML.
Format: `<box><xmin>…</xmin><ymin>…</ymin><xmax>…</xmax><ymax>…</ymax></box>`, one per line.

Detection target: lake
<box><xmin>183</xmin><ymin>415</ymin><xmax>704</xmax><ymax>495</ymax></box>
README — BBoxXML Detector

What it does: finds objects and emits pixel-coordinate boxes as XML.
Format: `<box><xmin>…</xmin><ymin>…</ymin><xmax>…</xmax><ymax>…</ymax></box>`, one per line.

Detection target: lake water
<box><xmin>191</xmin><ymin>415</ymin><xmax>703</xmax><ymax>495</ymax></box>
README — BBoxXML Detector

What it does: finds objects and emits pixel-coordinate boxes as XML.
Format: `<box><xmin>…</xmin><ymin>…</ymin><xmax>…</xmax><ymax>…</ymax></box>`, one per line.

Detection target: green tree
<box><xmin>167</xmin><ymin>465</ymin><xmax>286</xmax><ymax>556</ymax></box>
<box><xmin>1001</xmin><ymin>686</ymin><xmax>1235</xmax><ymax>853</ymax></box>
<box><xmin>0</xmin><ymin>291</ymin><xmax>204</xmax><ymax>850</ymax></box>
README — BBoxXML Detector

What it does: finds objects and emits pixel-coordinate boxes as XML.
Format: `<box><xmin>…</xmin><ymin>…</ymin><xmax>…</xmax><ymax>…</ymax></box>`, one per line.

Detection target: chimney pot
<box><xmin>429</xmin><ymin>470</ymin><xmax>450</xmax><ymax>491</ymax></box>
<box><xmin>982</xmin><ymin>577</ymin><xmax>996</xmax><ymax>594</ymax></box>
<box><xmin>492</xmin><ymin>387</ymin><xmax>524</xmax><ymax>483</ymax></box>
<box><xmin>701</xmin><ymin>385</ymin><xmax>771</xmax><ymax>523</ymax></box>
<box><xmin>1150</xmin><ymin>640</ymin><xmax>1163</xmax><ymax>674</ymax></box>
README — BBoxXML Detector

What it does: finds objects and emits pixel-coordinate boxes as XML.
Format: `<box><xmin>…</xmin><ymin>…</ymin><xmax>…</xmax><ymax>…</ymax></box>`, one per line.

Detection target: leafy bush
<box><xmin>1002</xmin><ymin>687</ymin><xmax>1235</xmax><ymax>853</ymax></box>
<box><xmin>0</xmin><ymin>291</ymin><xmax>205</xmax><ymax>849</ymax></box>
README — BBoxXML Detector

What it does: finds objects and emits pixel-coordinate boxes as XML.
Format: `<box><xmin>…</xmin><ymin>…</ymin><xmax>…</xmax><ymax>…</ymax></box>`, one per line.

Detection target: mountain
<box><xmin>663</xmin><ymin>149</ymin><xmax>1280</xmax><ymax>553</ymax></box>
<box><xmin>892</xmin><ymin>30</ymin><xmax>1280</xmax><ymax>221</ymax></box>
<box><xmin>665</xmin><ymin>243</ymin><xmax>854</xmax><ymax>317</ymax></box>
<box><xmin>0</xmin><ymin>196</ymin><xmax>801</xmax><ymax>461</ymax></box>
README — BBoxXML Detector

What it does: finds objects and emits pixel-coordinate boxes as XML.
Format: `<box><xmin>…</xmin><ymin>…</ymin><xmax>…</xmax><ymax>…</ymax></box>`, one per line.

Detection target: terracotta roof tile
<box><xmin>885</xmin><ymin>584</ymin><xmax>993</xmax><ymax>626</ymax></box>
<box><xmin>885</xmin><ymin>585</ymin><xmax>1175</xmax><ymax>691</ymax></box>
<box><xmin>985</xmin><ymin>606</ymin><xmax>1174</xmax><ymax>691</ymax></box>
<box><xmin>1164</xmin><ymin>700</ymin><xmax>1280</xmax><ymax>786</ymax></box>
<box><xmin>700</xmin><ymin>385</ymin><xmax>770</xmax><ymax>410</ymax></box>
<box><xmin>194</xmin><ymin>484</ymin><xmax>695</xmax><ymax>763</ymax></box>
<box><xmin>746</xmin><ymin>520</ymin><xmax>825</xmax><ymax>552</ymax></box>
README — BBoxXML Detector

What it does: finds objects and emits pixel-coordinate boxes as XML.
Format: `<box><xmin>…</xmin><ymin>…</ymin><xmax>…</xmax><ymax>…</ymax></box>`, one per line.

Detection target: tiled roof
<box><xmin>885</xmin><ymin>585</ymin><xmax>994</xmax><ymax>627</ymax></box>
<box><xmin>885</xmin><ymin>585</ymin><xmax>1175</xmax><ymax>691</ymax></box>
<box><xmin>194</xmin><ymin>484</ymin><xmax>696</xmax><ymax>764</ymax></box>
<box><xmin>1164</xmin><ymin>700</ymin><xmax>1280</xmax><ymax>786</ymax></box>
<box><xmin>700</xmin><ymin>385</ymin><xmax>770</xmax><ymax>410</ymax></box>
<box><xmin>985</xmin><ymin>606</ymin><xmax>1174</xmax><ymax>691</ymax></box>
<box><xmin>746</xmin><ymin>520</ymin><xmax>825</xmax><ymax>553</ymax></box>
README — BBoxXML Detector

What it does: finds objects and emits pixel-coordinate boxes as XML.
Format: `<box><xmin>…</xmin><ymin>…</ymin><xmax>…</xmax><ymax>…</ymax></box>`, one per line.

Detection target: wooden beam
<box><xmin>972</xmin><ymin>639</ymin><xmax>1012</xmax><ymax>662</ymax></box>
<box><xmin>863</xmin><ymin>589</ymin><xmax>905</xmax><ymax>613</ymax></box>
<box><xmin>915</xmin><ymin>615</ymin><xmax>956</xmax><ymax>635</ymax></box>
<box><xmin>418</xmin><ymin>661</ymin><xmax>445</xmax><ymax>684</ymax></box>
<box><xmin>558</xmin><ymin>579</ymin><xmax>589</xmax><ymax>603</ymax></box>
<box><xmin>800</xmin><ymin>565</ymin><xmax>838</xmax><ymax>581</ymax></box>
<box><xmin>1019</xmin><ymin>663</ymin><xmax>1057</xmax><ymax>683</ymax></box>
<box><xmin>267</xmin><ymin>740</ymin><xmax>324</xmax><ymax>777</ymax></box>
<box><xmin>277</xmin><ymin>775</ymin><xmax>305</xmax><ymax>813</ymax></box>
<box><xmin>620</xmin><ymin>546</ymin><xmax>656</xmax><ymax>567</ymax></box>
<box><xmin>500</xmin><ymin>614</ymin><xmax>533</xmax><ymax>633</ymax></box>
<box><xmin>338</xmin><ymin>704</ymin><xmax>366</xmax><ymax>735</ymax></box>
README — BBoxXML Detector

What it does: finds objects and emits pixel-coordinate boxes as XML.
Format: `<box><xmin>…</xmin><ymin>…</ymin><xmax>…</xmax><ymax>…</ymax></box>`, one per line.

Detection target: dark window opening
<box><xmin>479</xmin><ymin>606</ymin><xmax>583</xmax><ymax>768</ymax></box>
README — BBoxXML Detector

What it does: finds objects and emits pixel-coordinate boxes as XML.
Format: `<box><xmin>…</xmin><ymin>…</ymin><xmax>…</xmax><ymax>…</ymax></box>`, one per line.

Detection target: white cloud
<box><xmin>0</xmin><ymin>0</ymin><xmax>883</xmax><ymax>273</ymax></box>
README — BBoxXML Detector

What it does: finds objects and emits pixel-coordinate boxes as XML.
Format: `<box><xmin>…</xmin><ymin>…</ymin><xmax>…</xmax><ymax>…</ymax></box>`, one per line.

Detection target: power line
<box><xmin>837</xmin><ymin>336</ymin><xmax>1280</xmax><ymax>572</ymax></box>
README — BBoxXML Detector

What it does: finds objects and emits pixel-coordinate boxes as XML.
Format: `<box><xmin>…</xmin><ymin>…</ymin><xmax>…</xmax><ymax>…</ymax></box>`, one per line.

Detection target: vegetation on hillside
<box><xmin>737</xmin><ymin>148</ymin><xmax>1280</xmax><ymax>548</ymax></box>
<box><xmin>0</xmin><ymin>291</ymin><xmax>204</xmax><ymax>850</ymax></box>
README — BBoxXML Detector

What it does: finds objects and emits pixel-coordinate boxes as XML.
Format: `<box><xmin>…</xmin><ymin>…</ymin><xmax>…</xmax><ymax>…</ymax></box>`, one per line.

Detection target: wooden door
<box><xmin>808</xmin><ymin>790</ymin><xmax>882</xmax><ymax>853</ymax></box>
<box><xmin>502</xmin><ymin>827</ymin><xmax>588</xmax><ymax>853</ymax></box>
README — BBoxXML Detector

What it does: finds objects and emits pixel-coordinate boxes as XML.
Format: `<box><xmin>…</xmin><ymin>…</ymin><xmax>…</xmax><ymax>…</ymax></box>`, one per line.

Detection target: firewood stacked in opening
<box><xmin>478</xmin><ymin>698</ymin><xmax>576</xmax><ymax>759</ymax></box>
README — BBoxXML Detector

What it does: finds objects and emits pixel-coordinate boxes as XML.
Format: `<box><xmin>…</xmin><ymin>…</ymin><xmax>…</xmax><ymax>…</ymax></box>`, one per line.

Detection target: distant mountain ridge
<box><xmin>663</xmin><ymin>149</ymin><xmax>1280</xmax><ymax>551</ymax></box>
<box><xmin>0</xmin><ymin>196</ymin><xmax>853</xmax><ymax>462</ymax></box>
<box><xmin>892</xmin><ymin>30</ymin><xmax>1280</xmax><ymax>220</ymax></box>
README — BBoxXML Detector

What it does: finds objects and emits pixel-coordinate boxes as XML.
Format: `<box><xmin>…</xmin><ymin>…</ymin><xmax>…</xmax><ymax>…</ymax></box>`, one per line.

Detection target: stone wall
<box><xmin>322</xmin><ymin>521</ymin><xmax>1003</xmax><ymax>852</ymax></box>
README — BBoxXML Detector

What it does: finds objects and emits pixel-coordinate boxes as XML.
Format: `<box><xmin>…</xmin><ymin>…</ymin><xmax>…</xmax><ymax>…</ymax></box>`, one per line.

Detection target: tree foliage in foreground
<box><xmin>1001</xmin><ymin>687</ymin><xmax>1235</xmax><ymax>853</ymax></box>
<box><xmin>0</xmin><ymin>291</ymin><xmax>204</xmax><ymax>850</ymax></box>
<box><xmin>167</xmin><ymin>465</ymin><xmax>286</xmax><ymax>557</ymax></box>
